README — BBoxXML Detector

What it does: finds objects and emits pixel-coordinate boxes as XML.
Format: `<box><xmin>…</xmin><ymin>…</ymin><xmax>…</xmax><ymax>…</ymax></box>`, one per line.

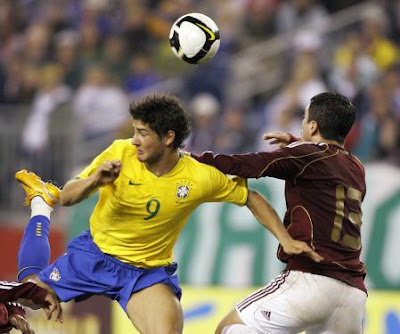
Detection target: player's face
<box><xmin>301</xmin><ymin>105</ymin><xmax>311</xmax><ymax>141</ymax></box>
<box><xmin>131</xmin><ymin>119</ymin><xmax>165</xmax><ymax>164</ymax></box>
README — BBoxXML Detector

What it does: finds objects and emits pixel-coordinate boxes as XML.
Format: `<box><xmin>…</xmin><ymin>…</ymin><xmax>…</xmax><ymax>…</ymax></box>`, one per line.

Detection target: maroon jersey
<box><xmin>193</xmin><ymin>141</ymin><xmax>367</xmax><ymax>292</ymax></box>
<box><xmin>0</xmin><ymin>281</ymin><xmax>48</xmax><ymax>333</ymax></box>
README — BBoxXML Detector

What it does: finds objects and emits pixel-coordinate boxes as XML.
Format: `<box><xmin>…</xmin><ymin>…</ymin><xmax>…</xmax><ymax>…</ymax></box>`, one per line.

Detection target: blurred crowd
<box><xmin>0</xmin><ymin>0</ymin><xmax>399</xmax><ymax>182</ymax></box>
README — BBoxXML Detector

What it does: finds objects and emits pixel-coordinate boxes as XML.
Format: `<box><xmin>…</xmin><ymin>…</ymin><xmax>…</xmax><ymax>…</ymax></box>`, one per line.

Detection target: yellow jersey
<box><xmin>76</xmin><ymin>139</ymin><xmax>248</xmax><ymax>268</ymax></box>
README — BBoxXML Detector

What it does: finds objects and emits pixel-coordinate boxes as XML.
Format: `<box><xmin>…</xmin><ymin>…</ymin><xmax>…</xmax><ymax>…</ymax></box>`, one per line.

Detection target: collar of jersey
<box><xmin>144</xmin><ymin>153</ymin><xmax>185</xmax><ymax>179</ymax></box>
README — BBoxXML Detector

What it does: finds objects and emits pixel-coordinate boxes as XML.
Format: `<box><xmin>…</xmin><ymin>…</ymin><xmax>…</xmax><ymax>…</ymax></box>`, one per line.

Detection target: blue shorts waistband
<box><xmin>76</xmin><ymin>230</ymin><xmax>146</xmax><ymax>271</ymax></box>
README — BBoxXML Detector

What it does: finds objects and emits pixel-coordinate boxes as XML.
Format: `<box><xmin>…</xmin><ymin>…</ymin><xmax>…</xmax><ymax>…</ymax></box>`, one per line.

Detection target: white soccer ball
<box><xmin>169</xmin><ymin>13</ymin><xmax>220</xmax><ymax>64</ymax></box>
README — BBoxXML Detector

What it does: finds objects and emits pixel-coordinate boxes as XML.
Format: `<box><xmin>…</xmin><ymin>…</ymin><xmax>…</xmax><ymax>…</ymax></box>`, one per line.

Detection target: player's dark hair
<box><xmin>308</xmin><ymin>92</ymin><xmax>356</xmax><ymax>144</ymax></box>
<box><xmin>129</xmin><ymin>94</ymin><xmax>191</xmax><ymax>149</ymax></box>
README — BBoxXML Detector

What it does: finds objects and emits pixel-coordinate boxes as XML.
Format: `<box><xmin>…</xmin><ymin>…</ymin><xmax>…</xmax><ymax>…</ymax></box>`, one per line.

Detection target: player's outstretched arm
<box><xmin>246</xmin><ymin>189</ymin><xmax>323</xmax><ymax>263</ymax></box>
<box><xmin>60</xmin><ymin>160</ymin><xmax>121</xmax><ymax>206</ymax></box>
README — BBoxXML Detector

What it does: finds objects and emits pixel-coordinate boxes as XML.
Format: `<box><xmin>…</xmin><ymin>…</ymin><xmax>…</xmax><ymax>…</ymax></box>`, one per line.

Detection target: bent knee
<box><xmin>216</xmin><ymin>308</ymin><xmax>244</xmax><ymax>334</ymax></box>
<box><xmin>131</xmin><ymin>322</ymin><xmax>182</xmax><ymax>334</ymax></box>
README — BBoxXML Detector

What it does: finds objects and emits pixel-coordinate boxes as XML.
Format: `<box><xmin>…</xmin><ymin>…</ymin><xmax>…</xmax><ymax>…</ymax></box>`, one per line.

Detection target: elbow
<box><xmin>59</xmin><ymin>190</ymin><xmax>73</xmax><ymax>206</ymax></box>
<box><xmin>246</xmin><ymin>189</ymin><xmax>259</xmax><ymax>206</ymax></box>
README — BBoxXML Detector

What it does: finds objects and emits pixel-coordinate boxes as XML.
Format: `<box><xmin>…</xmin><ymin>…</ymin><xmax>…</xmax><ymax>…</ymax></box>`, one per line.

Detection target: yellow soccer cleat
<box><xmin>15</xmin><ymin>169</ymin><xmax>61</xmax><ymax>207</ymax></box>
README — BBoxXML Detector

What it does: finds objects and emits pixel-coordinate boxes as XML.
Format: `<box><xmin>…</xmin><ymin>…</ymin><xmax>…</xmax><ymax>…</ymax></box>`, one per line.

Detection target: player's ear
<box><xmin>309</xmin><ymin>120</ymin><xmax>318</xmax><ymax>136</ymax></box>
<box><xmin>164</xmin><ymin>130</ymin><xmax>176</xmax><ymax>147</ymax></box>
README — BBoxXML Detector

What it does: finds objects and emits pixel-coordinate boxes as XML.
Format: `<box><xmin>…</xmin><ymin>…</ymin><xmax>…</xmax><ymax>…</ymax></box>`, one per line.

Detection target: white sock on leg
<box><xmin>31</xmin><ymin>196</ymin><xmax>53</xmax><ymax>219</ymax></box>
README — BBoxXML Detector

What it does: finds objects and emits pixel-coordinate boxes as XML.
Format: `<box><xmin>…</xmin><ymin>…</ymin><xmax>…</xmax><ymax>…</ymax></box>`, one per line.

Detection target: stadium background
<box><xmin>0</xmin><ymin>0</ymin><xmax>399</xmax><ymax>333</ymax></box>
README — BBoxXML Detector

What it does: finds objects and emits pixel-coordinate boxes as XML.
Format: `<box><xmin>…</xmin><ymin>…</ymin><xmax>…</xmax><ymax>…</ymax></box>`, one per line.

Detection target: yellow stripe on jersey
<box><xmin>76</xmin><ymin>139</ymin><xmax>248</xmax><ymax>268</ymax></box>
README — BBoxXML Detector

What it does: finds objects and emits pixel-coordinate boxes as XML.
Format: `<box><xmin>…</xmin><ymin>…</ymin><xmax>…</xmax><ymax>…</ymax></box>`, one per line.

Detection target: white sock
<box><xmin>222</xmin><ymin>324</ymin><xmax>258</xmax><ymax>334</ymax></box>
<box><xmin>30</xmin><ymin>196</ymin><xmax>53</xmax><ymax>219</ymax></box>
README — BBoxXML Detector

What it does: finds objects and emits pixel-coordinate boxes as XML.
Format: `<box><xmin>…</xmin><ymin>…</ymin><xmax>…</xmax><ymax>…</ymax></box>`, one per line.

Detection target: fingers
<box><xmin>308</xmin><ymin>250</ymin><xmax>324</xmax><ymax>263</ymax></box>
<box><xmin>95</xmin><ymin>160</ymin><xmax>122</xmax><ymax>185</ymax></box>
<box><xmin>44</xmin><ymin>293</ymin><xmax>64</xmax><ymax>323</ymax></box>
<box><xmin>9</xmin><ymin>315</ymin><xmax>35</xmax><ymax>334</ymax></box>
<box><xmin>44</xmin><ymin>303</ymin><xmax>63</xmax><ymax>322</ymax></box>
<box><xmin>262</xmin><ymin>131</ymin><xmax>288</xmax><ymax>141</ymax></box>
<box><xmin>102</xmin><ymin>160</ymin><xmax>121</xmax><ymax>174</ymax></box>
<box><xmin>283</xmin><ymin>241</ymin><xmax>324</xmax><ymax>263</ymax></box>
<box><xmin>300</xmin><ymin>244</ymin><xmax>324</xmax><ymax>263</ymax></box>
<box><xmin>22</xmin><ymin>322</ymin><xmax>35</xmax><ymax>334</ymax></box>
<box><xmin>262</xmin><ymin>131</ymin><xmax>280</xmax><ymax>140</ymax></box>
<box><xmin>262</xmin><ymin>132</ymin><xmax>291</xmax><ymax>147</ymax></box>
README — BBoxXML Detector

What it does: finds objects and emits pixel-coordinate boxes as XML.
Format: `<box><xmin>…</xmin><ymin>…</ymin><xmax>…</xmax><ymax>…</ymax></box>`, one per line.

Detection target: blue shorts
<box><xmin>38</xmin><ymin>230</ymin><xmax>182</xmax><ymax>311</ymax></box>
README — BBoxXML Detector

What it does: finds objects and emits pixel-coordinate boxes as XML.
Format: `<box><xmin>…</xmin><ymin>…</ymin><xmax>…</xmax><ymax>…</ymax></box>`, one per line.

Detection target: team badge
<box><xmin>175</xmin><ymin>180</ymin><xmax>193</xmax><ymax>202</ymax></box>
<box><xmin>177</xmin><ymin>185</ymin><xmax>190</xmax><ymax>199</ymax></box>
<box><xmin>49</xmin><ymin>267</ymin><xmax>61</xmax><ymax>282</ymax></box>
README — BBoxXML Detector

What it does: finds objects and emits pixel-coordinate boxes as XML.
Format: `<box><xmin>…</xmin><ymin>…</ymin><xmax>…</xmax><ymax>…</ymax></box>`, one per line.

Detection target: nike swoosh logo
<box><xmin>129</xmin><ymin>180</ymin><xmax>143</xmax><ymax>186</ymax></box>
<box><xmin>195</xmin><ymin>23</ymin><xmax>215</xmax><ymax>41</ymax></box>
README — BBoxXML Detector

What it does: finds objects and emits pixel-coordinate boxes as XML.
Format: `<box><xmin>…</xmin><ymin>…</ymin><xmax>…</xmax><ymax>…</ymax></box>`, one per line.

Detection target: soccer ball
<box><xmin>169</xmin><ymin>13</ymin><xmax>220</xmax><ymax>65</ymax></box>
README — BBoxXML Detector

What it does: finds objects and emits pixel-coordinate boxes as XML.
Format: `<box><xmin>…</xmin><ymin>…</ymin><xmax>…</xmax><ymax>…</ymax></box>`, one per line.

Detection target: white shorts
<box><xmin>236</xmin><ymin>271</ymin><xmax>367</xmax><ymax>334</ymax></box>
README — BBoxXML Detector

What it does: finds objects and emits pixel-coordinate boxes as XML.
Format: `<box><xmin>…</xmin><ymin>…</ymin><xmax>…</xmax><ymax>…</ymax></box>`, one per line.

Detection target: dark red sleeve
<box><xmin>190</xmin><ymin>134</ymin><xmax>303</xmax><ymax>178</ymax></box>
<box><xmin>0</xmin><ymin>281</ymin><xmax>47</xmax><ymax>306</ymax></box>
<box><xmin>192</xmin><ymin>148</ymin><xmax>302</xmax><ymax>180</ymax></box>
<box><xmin>0</xmin><ymin>303</ymin><xmax>9</xmax><ymax>327</ymax></box>
<box><xmin>0</xmin><ymin>302</ymin><xmax>26</xmax><ymax>333</ymax></box>
<box><xmin>192</xmin><ymin>140</ymin><xmax>330</xmax><ymax>181</ymax></box>
<box><xmin>7</xmin><ymin>303</ymin><xmax>25</xmax><ymax>317</ymax></box>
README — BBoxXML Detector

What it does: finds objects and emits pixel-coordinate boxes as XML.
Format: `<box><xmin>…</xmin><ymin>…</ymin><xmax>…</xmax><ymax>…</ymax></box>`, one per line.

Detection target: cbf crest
<box><xmin>49</xmin><ymin>267</ymin><xmax>61</xmax><ymax>282</ymax></box>
<box><xmin>176</xmin><ymin>181</ymin><xmax>192</xmax><ymax>202</ymax></box>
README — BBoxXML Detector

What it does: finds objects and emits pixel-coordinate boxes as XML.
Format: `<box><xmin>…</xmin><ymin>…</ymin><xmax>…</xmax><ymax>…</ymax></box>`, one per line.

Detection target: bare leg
<box><xmin>216</xmin><ymin>308</ymin><xmax>257</xmax><ymax>334</ymax></box>
<box><xmin>126</xmin><ymin>283</ymin><xmax>183</xmax><ymax>334</ymax></box>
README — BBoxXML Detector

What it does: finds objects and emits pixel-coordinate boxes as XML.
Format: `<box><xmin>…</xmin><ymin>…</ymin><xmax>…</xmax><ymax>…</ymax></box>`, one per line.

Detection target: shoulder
<box><xmin>349</xmin><ymin>154</ymin><xmax>365</xmax><ymax>173</ymax></box>
<box><xmin>183</xmin><ymin>153</ymin><xmax>217</xmax><ymax>171</ymax></box>
<box><xmin>110</xmin><ymin>139</ymin><xmax>136</xmax><ymax>154</ymax></box>
<box><xmin>181</xmin><ymin>153</ymin><xmax>228</xmax><ymax>179</ymax></box>
<box><xmin>112</xmin><ymin>139</ymin><xmax>133</xmax><ymax>148</ymax></box>
<box><xmin>284</xmin><ymin>141</ymin><xmax>329</xmax><ymax>154</ymax></box>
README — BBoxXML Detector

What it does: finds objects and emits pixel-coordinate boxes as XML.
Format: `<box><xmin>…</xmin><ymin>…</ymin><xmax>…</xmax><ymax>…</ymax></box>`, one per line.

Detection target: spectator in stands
<box><xmin>1</xmin><ymin>56</ymin><xmax>38</xmax><ymax>104</ymax></box>
<box><xmin>72</xmin><ymin>64</ymin><xmax>129</xmax><ymax>168</ymax></box>
<box><xmin>214</xmin><ymin>104</ymin><xmax>256</xmax><ymax>154</ymax></box>
<box><xmin>54</xmin><ymin>30</ymin><xmax>83</xmax><ymax>89</ymax></box>
<box><xmin>382</xmin><ymin>0</ymin><xmax>400</xmax><ymax>40</ymax></box>
<box><xmin>123</xmin><ymin>53</ymin><xmax>162</xmax><ymax>96</ymax></box>
<box><xmin>360</xmin><ymin>4</ymin><xmax>399</xmax><ymax>70</ymax></box>
<box><xmin>20</xmin><ymin>63</ymin><xmax>71</xmax><ymax>180</ymax></box>
<box><xmin>331</xmin><ymin>31</ymin><xmax>379</xmax><ymax>99</ymax></box>
<box><xmin>78</xmin><ymin>22</ymin><xmax>103</xmax><ymax>68</ymax></box>
<box><xmin>101</xmin><ymin>35</ymin><xmax>129</xmax><ymax>85</ymax></box>
<box><xmin>257</xmin><ymin>51</ymin><xmax>326</xmax><ymax>150</ymax></box>
<box><xmin>242</xmin><ymin>0</ymin><xmax>278</xmax><ymax>45</ymax></box>
<box><xmin>21</xmin><ymin>64</ymin><xmax>71</xmax><ymax>155</ymax></box>
<box><xmin>186</xmin><ymin>93</ymin><xmax>220</xmax><ymax>154</ymax></box>
<box><xmin>351</xmin><ymin>78</ymin><xmax>398</xmax><ymax>162</ymax></box>
<box><xmin>122</xmin><ymin>3</ymin><xmax>153</xmax><ymax>55</ymax></box>
<box><xmin>275</xmin><ymin>0</ymin><xmax>328</xmax><ymax>34</ymax></box>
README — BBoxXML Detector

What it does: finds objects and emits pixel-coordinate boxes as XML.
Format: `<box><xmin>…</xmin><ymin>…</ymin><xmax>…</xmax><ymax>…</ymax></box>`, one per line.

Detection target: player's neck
<box><xmin>146</xmin><ymin>150</ymin><xmax>181</xmax><ymax>177</ymax></box>
<box><xmin>311</xmin><ymin>135</ymin><xmax>344</xmax><ymax>148</ymax></box>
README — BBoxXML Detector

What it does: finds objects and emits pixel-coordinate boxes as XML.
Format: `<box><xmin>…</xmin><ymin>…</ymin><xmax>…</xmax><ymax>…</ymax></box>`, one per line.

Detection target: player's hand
<box><xmin>42</xmin><ymin>291</ymin><xmax>63</xmax><ymax>323</ymax></box>
<box><xmin>281</xmin><ymin>239</ymin><xmax>324</xmax><ymax>263</ymax></box>
<box><xmin>94</xmin><ymin>160</ymin><xmax>121</xmax><ymax>186</ymax></box>
<box><xmin>263</xmin><ymin>131</ymin><xmax>292</xmax><ymax>148</ymax></box>
<box><xmin>9</xmin><ymin>314</ymin><xmax>35</xmax><ymax>334</ymax></box>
